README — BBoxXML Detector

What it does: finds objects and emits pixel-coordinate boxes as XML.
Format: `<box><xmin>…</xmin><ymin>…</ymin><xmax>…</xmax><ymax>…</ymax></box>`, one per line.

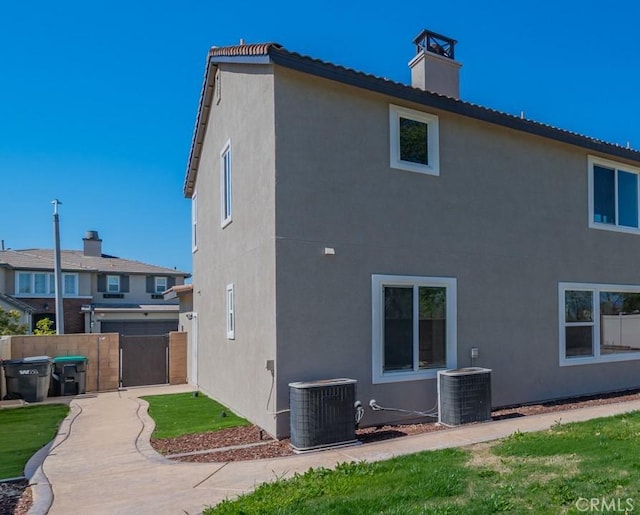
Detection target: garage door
<box><xmin>101</xmin><ymin>321</ymin><xmax>177</xmax><ymax>336</ymax></box>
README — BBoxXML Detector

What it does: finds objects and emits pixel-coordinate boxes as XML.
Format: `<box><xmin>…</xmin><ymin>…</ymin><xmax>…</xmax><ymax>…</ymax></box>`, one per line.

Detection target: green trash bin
<box><xmin>2</xmin><ymin>356</ymin><xmax>53</xmax><ymax>402</ymax></box>
<box><xmin>51</xmin><ymin>356</ymin><xmax>88</xmax><ymax>396</ymax></box>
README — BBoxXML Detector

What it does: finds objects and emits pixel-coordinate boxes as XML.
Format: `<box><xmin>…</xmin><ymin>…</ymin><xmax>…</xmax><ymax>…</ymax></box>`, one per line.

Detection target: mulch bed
<box><xmin>0</xmin><ymin>479</ymin><xmax>31</xmax><ymax>515</ymax></box>
<box><xmin>151</xmin><ymin>388</ymin><xmax>640</xmax><ymax>463</ymax></box>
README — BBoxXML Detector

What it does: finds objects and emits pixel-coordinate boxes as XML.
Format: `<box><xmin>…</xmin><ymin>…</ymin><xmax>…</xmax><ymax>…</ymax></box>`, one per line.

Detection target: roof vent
<box><xmin>83</xmin><ymin>230</ymin><xmax>102</xmax><ymax>257</ymax></box>
<box><xmin>409</xmin><ymin>29</ymin><xmax>461</xmax><ymax>99</ymax></box>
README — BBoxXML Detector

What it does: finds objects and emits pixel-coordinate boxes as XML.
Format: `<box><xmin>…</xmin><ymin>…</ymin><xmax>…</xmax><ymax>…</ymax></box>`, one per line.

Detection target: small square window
<box><xmin>390</xmin><ymin>105</ymin><xmax>440</xmax><ymax>175</ymax></box>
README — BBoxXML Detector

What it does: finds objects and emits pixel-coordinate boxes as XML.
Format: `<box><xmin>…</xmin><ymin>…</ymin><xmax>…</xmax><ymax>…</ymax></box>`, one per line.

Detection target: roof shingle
<box><xmin>0</xmin><ymin>249</ymin><xmax>189</xmax><ymax>276</ymax></box>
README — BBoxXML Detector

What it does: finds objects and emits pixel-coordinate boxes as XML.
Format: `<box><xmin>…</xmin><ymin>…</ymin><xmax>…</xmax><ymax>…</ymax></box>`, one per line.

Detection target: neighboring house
<box><xmin>0</xmin><ymin>230</ymin><xmax>190</xmax><ymax>335</ymax></box>
<box><xmin>184</xmin><ymin>30</ymin><xmax>640</xmax><ymax>438</ymax></box>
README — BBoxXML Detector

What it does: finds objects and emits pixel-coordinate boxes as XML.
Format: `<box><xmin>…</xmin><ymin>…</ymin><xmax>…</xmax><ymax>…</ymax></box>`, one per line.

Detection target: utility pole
<box><xmin>52</xmin><ymin>199</ymin><xmax>65</xmax><ymax>334</ymax></box>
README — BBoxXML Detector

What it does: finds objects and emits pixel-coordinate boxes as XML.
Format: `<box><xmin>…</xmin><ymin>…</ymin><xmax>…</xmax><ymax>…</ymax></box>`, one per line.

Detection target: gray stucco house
<box><xmin>184</xmin><ymin>30</ymin><xmax>640</xmax><ymax>438</ymax></box>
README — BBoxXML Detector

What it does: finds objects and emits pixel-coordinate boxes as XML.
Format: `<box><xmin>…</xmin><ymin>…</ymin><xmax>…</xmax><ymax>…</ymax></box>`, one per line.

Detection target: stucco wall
<box><xmin>192</xmin><ymin>63</ymin><xmax>278</xmax><ymax>435</ymax></box>
<box><xmin>270</xmin><ymin>66</ymin><xmax>640</xmax><ymax>433</ymax></box>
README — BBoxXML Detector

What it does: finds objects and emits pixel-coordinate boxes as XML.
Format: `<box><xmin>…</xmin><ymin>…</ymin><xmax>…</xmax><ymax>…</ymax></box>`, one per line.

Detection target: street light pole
<box><xmin>52</xmin><ymin>199</ymin><xmax>65</xmax><ymax>335</ymax></box>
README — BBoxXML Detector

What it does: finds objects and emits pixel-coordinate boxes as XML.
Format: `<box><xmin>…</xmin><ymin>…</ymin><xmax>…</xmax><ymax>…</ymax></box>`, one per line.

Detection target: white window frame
<box><xmin>154</xmin><ymin>276</ymin><xmax>168</xmax><ymax>294</ymax></box>
<box><xmin>389</xmin><ymin>104</ymin><xmax>440</xmax><ymax>176</ymax></box>
<box><xmin>15</xmin><ymin>271</ymin><xmax>78</xmax><ymax>297</ymax></box>
<box><xmin>559</xmin><ymin>282</ymin><xmax>640</xmax><ymax>366</ymax></box>
<box><xmin>107</xmin><ymin>275</ymin><xmax>120</xmax><ymax>293</ymax></box>
<box><xmin>588</xmin><ymin>155</ymin><xmax>640</xmax><ymax>235</ymax></box>
<box><xmin>220</xmin><ymin>139</ymin><xmax>232</xmax><ymax>228</ymax></box>
<box><xmin>191</xmin><ymin>191</ymin><xmax>198</xmax><ymax>252</ymax></box>
<box><xmin>372</xmin><ymin>274</ymin><xmax>456</xmax><ymax>384</ymax></box>
<box><xmin>226</xmin><ymin>283</ymin><xmax>235</xmax><ymax>339</ymax></box>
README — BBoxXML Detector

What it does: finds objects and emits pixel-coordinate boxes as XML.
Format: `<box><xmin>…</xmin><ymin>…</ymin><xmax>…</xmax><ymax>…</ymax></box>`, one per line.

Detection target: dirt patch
<box><xmin>149</xmin><ymin>388</ymin><xmax>640</xmax><ymax>463</ymax></box>
<box><xmin>466</xmin><ymin>441</ymin><xmax>581</xmax><ymax>482</ymax></box>
<box><xmin>466</xmin><ymin>442</ymin><xmax>511</xmax><ymax>475</ymax></box>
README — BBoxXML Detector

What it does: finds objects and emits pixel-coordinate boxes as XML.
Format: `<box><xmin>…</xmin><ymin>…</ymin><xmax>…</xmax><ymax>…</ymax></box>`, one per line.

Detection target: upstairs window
<box><xmin>107</xmin><ymin>275</ymin><xmax>121</xmax><ymax>293</ymax></box>
<box><xmin>389</xmin><ymin>105</ymin><xmax>440</xmax><ymax>176</ymax></box>
<box><xmin>155</xmin><ymin>276</ymin><xmax>168</xmax><ymax>294</ymax></box>
<box><xmin>192</xmin><ymin>191</ymin><xmax>198</xmax><ymax>252</ymax></box>
<box><xmin>16</xmin><ymin>272</ymin><xmax>77</xmax><ymax>296</ymax></box>
<box><xmin>589</xmin><ymin>156</ymin><xmax>640</xmax><ymax>233</ymax></box>
<box><xmin>220</xmin><ymin>139</ymin><xmax>232</xmax><ymax>227</ymax></box>
<box><xmin>63</xmin><ymin>274</ymin><xmax>77</xmax><ymax>296</ymax></box>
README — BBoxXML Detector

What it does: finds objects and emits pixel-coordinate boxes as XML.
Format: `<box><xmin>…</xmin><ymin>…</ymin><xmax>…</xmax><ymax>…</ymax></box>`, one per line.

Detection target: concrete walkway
<box><xmin>30</xmin><ymin>385</ymin><xmax>640</xmax><ymax>515</ymax></box>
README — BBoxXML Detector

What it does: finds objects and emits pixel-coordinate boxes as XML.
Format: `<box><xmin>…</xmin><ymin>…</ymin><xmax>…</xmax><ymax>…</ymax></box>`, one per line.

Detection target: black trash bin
<box><xmin>2</xmin><ymin>356</ymin><xmax>53</xmax><ymax>402</ymax></box>
<box><xmin>51</xmin><ymin>356</ymin><xmax>88</xmax><ymax>396</ymax></box>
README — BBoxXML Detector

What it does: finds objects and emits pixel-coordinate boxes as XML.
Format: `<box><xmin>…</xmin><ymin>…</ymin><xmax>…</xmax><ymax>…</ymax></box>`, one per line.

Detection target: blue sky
<box><xmin>2</xmin><ymin>1</ymin><xmax>639</xmax><ymax>275</ymax></box>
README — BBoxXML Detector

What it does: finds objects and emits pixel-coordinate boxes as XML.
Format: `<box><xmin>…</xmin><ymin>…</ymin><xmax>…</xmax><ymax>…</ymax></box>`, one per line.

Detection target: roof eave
<box><xmin>267</xmin><ymin>47</ymin><xmax>640</xmax><ymax>164</ymax></box>
<box><xmin>182</xmin><ymin>43</ymin><xmax>640</xmax><ymax>197</ymax></box>
<box><xmin>183</xmin><ymin>51</ymin><xmax>218</xmax><ymax>198</ymax></box>
<box><xmin>183</xmin><ymin>44</ymin><xmax>280</xmax><ymax>198</ymax></box>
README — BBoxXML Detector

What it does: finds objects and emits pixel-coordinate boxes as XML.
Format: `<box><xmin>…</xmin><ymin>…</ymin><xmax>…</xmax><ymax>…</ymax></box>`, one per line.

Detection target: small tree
<box><xmin>0</xmin><ymin>307</ymin><xmax>28</xmax><ymax>335</ymax></box>
<box><xmin>33</xmin><ymin>317</ymin><xmax>56</xmax><ymax>336</ymax></box>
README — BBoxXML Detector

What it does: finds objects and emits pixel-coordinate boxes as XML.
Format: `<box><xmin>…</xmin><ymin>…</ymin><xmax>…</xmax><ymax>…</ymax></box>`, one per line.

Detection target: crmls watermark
<box><xmin>575</xmin><ymin>497</ymin><xmax>634</xmax><ymax>512</ymax></box>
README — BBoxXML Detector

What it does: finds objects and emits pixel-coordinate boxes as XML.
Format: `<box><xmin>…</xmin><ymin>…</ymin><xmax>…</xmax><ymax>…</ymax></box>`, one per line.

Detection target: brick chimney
<box><xmin>409</xmin><ymin>29</ymin><xmax>461</xmax><ymax>99</ymax></box>
<box><xmin>83</xmin><ymin>230</ymin><xmax>102</xmax><ymax>257</ymax></box>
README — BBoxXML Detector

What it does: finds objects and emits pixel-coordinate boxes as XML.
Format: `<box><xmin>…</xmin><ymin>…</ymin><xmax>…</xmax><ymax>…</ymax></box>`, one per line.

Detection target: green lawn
<box><xmin>142</xmin><ymin>392</ymin><xmax>250</xmax><ymax>439</ymax></box>
<box><xmin>0</xmin><ymin>403</ymin><xmax>69</xmax><ymax>479</ymax></box>
<box><xmin>207</xmin><ymin>411</ymin><xmax>640</xmax><ymax>514</ymax></box>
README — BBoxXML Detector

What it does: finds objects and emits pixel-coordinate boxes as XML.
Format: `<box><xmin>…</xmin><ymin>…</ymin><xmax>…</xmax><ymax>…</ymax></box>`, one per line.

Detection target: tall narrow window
<box><xmin>226</xmin><ymin>283</ymin><xmax>235</xmax><ymax>339</ymax></box>
<box><xmin>17</xmin><ymin>273</ymin><xmax>31</xmax><ymax>294</ymax></box>
<box><xmin>155</xmin><ymin>276</ymin><xmax>167</xmax><ymax>294</ymax></box>
<box><xmin>564</xmin><ymin>289</ymin><xmax>594</xmax><ymax>358</ymax></box>
<box><xmin>192</xmin><ymin>192</ymin><xmax>198</xmax><ymax>251</ymax></box>
<box><xmin>63</xmin><ymin>274</ymin><xmax>77</xmax><ymax>296</ymax></box>
<box><xmin>220</xmin><ymin>140</ymin><xmax>232</xmax><ymax>227</ymax></box>
<box><xmin>107</xmin><ymin>275</ymin><xmax>120</xmax><ymax>293</ymax></box>
<box><xmin>34</xmin><ymin>273</ymin><xmax>47</xmax><ymax>294</ymax></box>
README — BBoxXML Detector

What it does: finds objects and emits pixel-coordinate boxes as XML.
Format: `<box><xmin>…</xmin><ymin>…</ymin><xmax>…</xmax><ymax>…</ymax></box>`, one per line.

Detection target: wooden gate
<box><xmin>120</xmin><ymin>334</ymin><xmax>169</xmax><ymax>387</ymax></box>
